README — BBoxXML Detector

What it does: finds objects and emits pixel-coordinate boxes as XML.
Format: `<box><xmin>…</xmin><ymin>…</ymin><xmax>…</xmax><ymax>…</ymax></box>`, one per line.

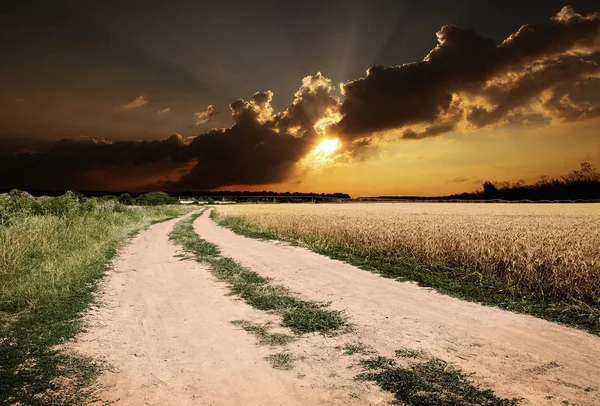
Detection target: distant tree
<box><xmin>206</xmin><ymin>197</ymin><xmax>215</xmax><ymax>204</ymax></box>
<box><xmin>136</xmin><ymin>192</ymin><xmax>178</xmax><ymax>205</ymax></box>
<box><xmin>99</xmin><ymin>195</ymin><xmax>118</xmax><ymax>202</ymax></box>
<box><xmin>482</xmin><ymin>181</ymin><xmax>499</xmax><ymax>197</ymax></box>
<box><xmin>118</xmin><ymin>193</ymin><xmax>136</xmax><ymax>205</ymax></box>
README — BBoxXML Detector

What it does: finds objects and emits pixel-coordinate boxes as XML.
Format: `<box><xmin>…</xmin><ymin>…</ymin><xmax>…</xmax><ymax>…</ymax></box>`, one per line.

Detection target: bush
<box><xmin>136</xmin><ymin>192</ymin><xmax>178</xmax><ymax>206</ymax></box>
<box><xmin>118</xmin><ymin>193</ymin><xmax>136</xmax><ymax>205</ymax></box>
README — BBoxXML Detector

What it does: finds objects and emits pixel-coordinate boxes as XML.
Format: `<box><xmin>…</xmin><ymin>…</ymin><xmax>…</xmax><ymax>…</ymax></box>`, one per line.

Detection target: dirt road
<box><xmin>194</xmin><ymin>210</ymin><xmax>600</xmax><ymax>406</ymax></box>
<box><xmin>72</xmin><ymin>212</ymin><xmax>389</xmax><ymax>405</ymax></box>
<box><xmin>72</xmin><ymin>210</ymin><xmax>600</xmax><ymax>405</ymax></box>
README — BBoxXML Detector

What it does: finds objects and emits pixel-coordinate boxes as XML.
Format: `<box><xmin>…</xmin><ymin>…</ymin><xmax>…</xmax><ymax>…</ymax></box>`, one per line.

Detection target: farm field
<box><xmin>214</xmin><ymin>203</ymin><xmax>600</xmax><ymax>333</ymax></box>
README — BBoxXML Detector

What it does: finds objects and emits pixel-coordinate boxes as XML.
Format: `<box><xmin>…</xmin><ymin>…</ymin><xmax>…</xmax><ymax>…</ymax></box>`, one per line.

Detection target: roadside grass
<box><xmin>213</xmin><ymin>212</ymin><xmax>600</xmax><ymax>335</ymax></box>
<box><xmin>356</xmin><ymin>353</ymin><xmax>520</xmax><ymax>405</ymax></box>
<box><xmin>265</xmin><ymin>351</ymin><xmax>295</xmax><ymax>370</ymax></box>
<box><xmin>231</xmin><ymin>320</ymin><xmax>295</xmax><ymax>346</ymax></box>
<box><xmin>0</xmin><ymin>193</ymin><xmax>191</xmax><ymax>405</ymax></box>
<box><xmin>169</xmin><ymin>213</ymin><xmax>349</xmax><ymax>337</ymax></box>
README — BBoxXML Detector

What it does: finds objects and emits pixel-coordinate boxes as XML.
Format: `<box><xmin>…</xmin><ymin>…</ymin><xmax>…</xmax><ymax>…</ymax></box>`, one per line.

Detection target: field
<box><xmin>214</xmin><ymin>203</ymin><xmax>600</xmax><ymax>333</ymax></box>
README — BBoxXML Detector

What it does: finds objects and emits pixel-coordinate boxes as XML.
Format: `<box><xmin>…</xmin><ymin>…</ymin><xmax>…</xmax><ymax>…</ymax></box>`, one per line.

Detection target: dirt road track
<box><xmin>195</xmin><ymin>210</ymin><xmax>600</xmax><ymax>405</ymax></box>
<box><xmin>73</xmin><ymin>212</ymin><xmax>389</xmax><ymax>405</ymax></box>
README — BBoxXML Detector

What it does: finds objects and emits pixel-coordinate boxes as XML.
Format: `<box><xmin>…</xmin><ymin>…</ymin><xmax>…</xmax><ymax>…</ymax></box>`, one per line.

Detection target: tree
<box><xmin>118</xmin><ymin>193</ymin><xmax>136</xmax><ymax>205</ymax></box>
<box><xmin>135</xmin><ymin>192</ymin><xmax>178</xmax><ymax>206</ymax></box>
<box><xmin>482</xmin><ymin>181</ymin><xmax>499</xmax><ymax>197</ymax></box>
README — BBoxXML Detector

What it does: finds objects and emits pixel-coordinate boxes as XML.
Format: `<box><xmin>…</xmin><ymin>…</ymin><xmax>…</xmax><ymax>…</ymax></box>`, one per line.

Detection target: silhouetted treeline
<box><xmin>0</xmin><ymin>189</ymin><xmax>351</xmax><ymax>201</ymax></box>
<box><xmin>373</xmin><ymin>162</ymin><xmax>600</xmax><ymax>202</ymax></box>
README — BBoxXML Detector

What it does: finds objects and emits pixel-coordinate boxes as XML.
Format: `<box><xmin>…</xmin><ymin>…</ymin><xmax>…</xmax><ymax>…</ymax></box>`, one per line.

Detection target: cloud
<box><xmin>0</xmin><ymin>73</ymin><xmax>340</xmax><ymax>191</ymax></box>
<box><xmin>157</xmin><ymin>107</ymin><xmax>172</xmax><ymax>117</ymax></box>
<box><xmin>0</xmin><ymin>134</ymin><xmax>188</xmax><ymax>191</ymax></box>
<box><xmin>335</xmin><ymin>6</ymin><xmax>600</xmax><ymax>141</ymax></box>
<box><xmin>194</xmin><ymin>104</ymin><xmax>217</xmax><ymax>125</ymax></box>
<box><xmin>121</xmin><ymin>95</ymin><xmax>149</xmax><ymax>111</ymax></box>
<box><xmin>447</xmin><ymin>176</ymin><xmax>472</xmax><ymax>183</ymax></box>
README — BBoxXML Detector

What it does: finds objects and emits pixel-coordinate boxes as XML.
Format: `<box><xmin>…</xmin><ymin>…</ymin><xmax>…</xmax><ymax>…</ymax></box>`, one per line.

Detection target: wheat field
<box><xmin>214</xmin><ymin>203</ymin><xmax>600</xmax><ymax>306</ymax></box>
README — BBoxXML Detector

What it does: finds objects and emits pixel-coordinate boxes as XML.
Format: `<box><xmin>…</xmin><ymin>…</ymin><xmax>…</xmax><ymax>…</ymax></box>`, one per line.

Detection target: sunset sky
<box><xmin>1</xmin><ymin>0</ymin><xmax>599</xmax><ymax>196</ymax></box>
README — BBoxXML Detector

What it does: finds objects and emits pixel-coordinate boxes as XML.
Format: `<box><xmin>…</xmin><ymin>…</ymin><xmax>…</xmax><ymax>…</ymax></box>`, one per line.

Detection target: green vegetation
<box><xmin>265</xmin><ymin>351</ymin><xmax>295</xmax><ymax>370</ymax></box>
<box><xmin>395</xmin><ymin>348</ymin><xmax>425</xmax><ymax>359</ymax></box>
<box><xmin>231</xmin><ymin>320</ymin><xmax>296</xmax><ymax>346</ymax></box>
<box><xmin>0</xmin><ymin>190</ymin><xmax>191</xmax><ymax>405</ymax></box>
<box><xmin>134</xmin><ymin>191</ymin><xmax>179</xmax><ymax>206</ymax></box>
<box><xmin>169</xmin><ymin>214</ymin><xmax>348</xmax><ymax>337</ymax></box>
<box><xmin>213</xmin><ymin>211</ymin><xmax>600</xmax><ymax>335</ymax></box>
<box><xmin>338</xmin><ymin>342</ymin><xmax>374</xmax><ymax>356</ymax></box>
<box><xmin>356</xmin><ymin>353</ymin><xmax>520</xmax><ymax>405</ymax></box>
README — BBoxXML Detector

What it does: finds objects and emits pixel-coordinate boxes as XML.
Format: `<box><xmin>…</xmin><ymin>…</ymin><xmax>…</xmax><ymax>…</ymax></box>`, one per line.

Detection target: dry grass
<box><xmin>215</xmin><ymin>203</ymin><xmax>600</xmax><ymax>311</ymax></box>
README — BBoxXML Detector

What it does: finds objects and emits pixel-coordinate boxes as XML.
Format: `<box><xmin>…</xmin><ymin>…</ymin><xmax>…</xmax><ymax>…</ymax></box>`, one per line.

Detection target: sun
<box><xmin>314</xmin><ymin>138</ymin><xmax>339</xmax><ymax>155</ymax></box>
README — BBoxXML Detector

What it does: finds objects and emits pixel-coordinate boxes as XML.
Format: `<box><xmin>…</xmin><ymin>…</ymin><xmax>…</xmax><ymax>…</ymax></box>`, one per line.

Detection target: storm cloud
<box><xmin>335</xmin><ymin>6</ymin><xmax>600</xmax><ymax>139</ymax></box>
<box><xmin>0</xmin><ymin>73</ymin><xmax>339</xmax><ymax>191</ymax></box>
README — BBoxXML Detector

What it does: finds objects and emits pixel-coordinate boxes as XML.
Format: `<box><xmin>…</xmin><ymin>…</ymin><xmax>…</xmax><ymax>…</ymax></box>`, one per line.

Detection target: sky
<box><xmin>1</xmin><ymin>0</ymin><xmax>599</xmax><ymax>196</ymax></box>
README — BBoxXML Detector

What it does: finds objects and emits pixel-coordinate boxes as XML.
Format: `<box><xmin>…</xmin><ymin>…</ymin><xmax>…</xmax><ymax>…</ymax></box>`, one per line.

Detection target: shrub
<box><xmin>136</xmin><ymin>192</ymin><xmax>178</xmax><ymax>206</ymax></box>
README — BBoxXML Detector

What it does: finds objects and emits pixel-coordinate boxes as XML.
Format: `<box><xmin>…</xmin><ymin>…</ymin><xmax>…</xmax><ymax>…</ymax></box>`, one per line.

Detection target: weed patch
<box><xmin>395</xmin><ymin>348</ymin><xmax>425</xmax><ymax>359</ymax></box>
<box><xmin>338</xmin><ymin>342</ymin><xmax>374</xmax><ymax>356</ymax></box>
<box><xmin>231</xmin><ymin>320</ymin><xmax>295</xmax><ymax>346</ymax></box>
<box><xmin>265</xmin><ymin>352</ymin><xmax>295</xmax><ymax>370</ymax></box>
<box><xmin>356</xmin><ymin>355</ymin><xmax>520</xmax><ymax>405</ymax></box>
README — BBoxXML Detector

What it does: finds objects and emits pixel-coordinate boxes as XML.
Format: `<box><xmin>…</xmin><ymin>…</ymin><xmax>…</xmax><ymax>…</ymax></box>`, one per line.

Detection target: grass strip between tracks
<box><xmin>169</xmin><ymin>211</ymin><xmax>349</xmax><ymax>336</ymax></box>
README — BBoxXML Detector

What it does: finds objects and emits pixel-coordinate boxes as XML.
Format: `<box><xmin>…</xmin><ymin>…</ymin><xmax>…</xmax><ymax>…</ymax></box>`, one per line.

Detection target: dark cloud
<box><xmin>0</xmin><ymin>135</ymin><xmax>188</xmax><ymax>191</ymax></box>
<box><xmin>0</xmin><ymin>73</ymin><xmax>340</xmax><ymax>191</ymax></box>
<box><xmin>274</xmin><ymin>72</ymin><xmax>341</xmax><ymax>134</ymax></box>
<box><xmin>335</xmin><ymin>6</ymin><xmax>600</xmax><ymax>139</ymax></box>
<box><xmin>469</xmin><ymin>58</ymin><xmax>600</xmax><ymax>126</ymax></box>
<box><xmin>447</xmin><ymin>176</ymin><xmax>472</xmax><ymax>183</ymax></box>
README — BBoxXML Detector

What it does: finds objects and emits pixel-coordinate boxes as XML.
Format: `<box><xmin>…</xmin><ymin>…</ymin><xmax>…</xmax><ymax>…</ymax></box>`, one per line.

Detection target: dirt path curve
<box><xmin>72</xmin><ymin>212</ymin><xmax>387</xmax><ymax>405</ymax></box>
<box><xmin>196</xmin><ymin>210</ymin><xmax>600</xmax><ymax>406</ymax></box>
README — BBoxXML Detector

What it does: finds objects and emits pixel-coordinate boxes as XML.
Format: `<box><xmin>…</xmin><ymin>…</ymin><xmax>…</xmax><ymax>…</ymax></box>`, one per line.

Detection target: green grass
<box><xmin>265</xmin><ymin>351</ymin><xmax>295</xmax><ymax>370</ymax></box>
<box><xmin>231</xmin><ymin>320</ymin><xmax>296</xmax><ymax>346</ymax></box>
<box><xmin>213</xmin><ymin>212</ymin><xmax>600</xmax><ymax>335</ymax></box>
<box><xmin>0</xmin><ymin>193</ymin><xmax>192</xmax><ymax>405</ymax></box>
<box><xmin>338</xmin><ymin>342</ymin><xmax>374</xmax><ymax>356</ymax></box>
<box><xmin>169</xmin><ymin>214</ymin><xmax>349</xmax><ymax>336</ymax></box>
<box><xmin>356</xmin><ymin>354</ymin><xmax>520</xmax><ymax>405</ymax></box>
<box><xmin>395</xmin><ymin>348</ymin><xmax>426</xmax><ymax>359</ymax></box>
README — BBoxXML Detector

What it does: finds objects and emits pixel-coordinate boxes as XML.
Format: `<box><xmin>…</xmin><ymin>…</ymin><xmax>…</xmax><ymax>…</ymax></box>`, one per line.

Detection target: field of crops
<box><xmin>214</xmin><ymin>203</ymin><xmax>600</xmax><ymax>331</ymax></box>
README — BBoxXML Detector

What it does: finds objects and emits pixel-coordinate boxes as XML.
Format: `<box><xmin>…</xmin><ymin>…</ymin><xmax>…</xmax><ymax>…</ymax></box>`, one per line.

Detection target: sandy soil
<box><xmin>71</xmin><ymin>212</ymin><xmax>391</xmax><ymax>405</ymax></box>
<box><xmin>195</xmin><ymin>210</ymin><xmax>600</xmax><ymax>406</ymax></box>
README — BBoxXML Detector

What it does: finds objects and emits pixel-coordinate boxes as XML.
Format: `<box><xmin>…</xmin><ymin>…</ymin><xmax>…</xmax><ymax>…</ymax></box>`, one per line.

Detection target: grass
<box><xmin>0</xmin><ymin>191</ymin><xmax>192</xmax><ymax>405</ymax></box>
<box><xmin>356</xmin><ymin>354</ymin><xmax>520</xmax><ymax>405</ymax></box>
<box><xmin>169</xmin><ymin>213</ymin><xmax>349</xmax><ymax>336</ymax></box>
<box><xmin>395</xmin><ymin>348</ymin><xmax>426</xmax><ymax>359</ymax></box>
<box><xmin>231</xmin><ymin>320</ymin><xmax>296</xmax><ymax>346</ymax></box>
<box><xmin>212</xmin><ymin>205</ymin><xmax>600</xmax><ymax>335</ymax></box>
<box><xmin>338</xmin><ymin>342</ymin><xmax>374</xmax><ymax>356</ymax></box>
<box><xmin>265</xmin><ymin>351</ymin><xmax>295</xmax><ymax>370</ymax></box>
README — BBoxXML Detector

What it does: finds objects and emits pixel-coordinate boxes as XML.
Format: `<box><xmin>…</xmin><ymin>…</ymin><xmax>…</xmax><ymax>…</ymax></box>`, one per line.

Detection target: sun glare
<box><xmin>314</xmin><ymin>138</ymin><xmax>339</xmax><ymax>155</ymax></box>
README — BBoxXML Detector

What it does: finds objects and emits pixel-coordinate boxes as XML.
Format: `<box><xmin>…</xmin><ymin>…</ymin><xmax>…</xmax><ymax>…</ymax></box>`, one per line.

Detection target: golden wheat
<box><xmin>215</xmin><ymin>203</ymin><xmax>600</xmax><ymax>304</ymax></box>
